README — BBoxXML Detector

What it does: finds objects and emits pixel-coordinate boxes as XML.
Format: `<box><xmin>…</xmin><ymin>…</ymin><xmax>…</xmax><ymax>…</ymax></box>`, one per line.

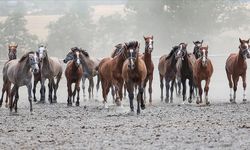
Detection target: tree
<box><xmin>0</xmin><ymin>13</ymin><xmax>38</xmax><ymax>59</ymax></box>
<box><xmin>47</xmin><ymin>1</ymin><xmax>95</xmax><ymax>58</ymax></box>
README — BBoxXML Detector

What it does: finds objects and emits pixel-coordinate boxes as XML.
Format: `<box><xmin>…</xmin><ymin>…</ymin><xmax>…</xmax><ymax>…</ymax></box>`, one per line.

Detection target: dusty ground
<box><xmin>0</xmin><ymin>99</ymin><xmax>249</xmax><ymax>150</ymax></box>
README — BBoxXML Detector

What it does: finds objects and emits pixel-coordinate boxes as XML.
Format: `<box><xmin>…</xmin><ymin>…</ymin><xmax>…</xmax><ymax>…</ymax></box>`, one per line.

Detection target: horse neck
<box><xmin>42</xmin><ymin>52</ymin><xmax>50</xmax><ymax>66</ymax></box>
<box><xmin>236</xmin><ymin>52</ymin><xmax>245</xmax><ymax>65</ymax></box>
<box><xmin>80</xmin><ymin>54</ymin><xmax>92</xmax><ymax>76</ymax></box>
<box><xmin>114</xmin><ymin>52</ymin><xmax>126</xmax><ymax>69</ymax></box>
<box><xmin>170</xmin><ymin>55</ymin><xmax>177</xmax><ymax>68</ymax></box>
<box><xmin>144</xmin><ymin>50</ymin><xmax>152</xmax><ymax>66</ymax></box>
<box><xmin>18</xmin><ymin>58</ymin><xmax>31</xmax><ymax>74</ymax></box>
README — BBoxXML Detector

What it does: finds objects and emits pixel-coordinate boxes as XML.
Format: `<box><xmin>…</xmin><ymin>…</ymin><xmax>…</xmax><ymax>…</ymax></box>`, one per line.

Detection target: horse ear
<box><xmin>201</xmin><ymin>40</ymin><xmax>203</xmax><ymax>44</ymax></box>
<box><xmin>206</xmin><ymin>45</ymin><xmax>208</xmax><ymax>50</ymax></box>
<box><xmin>193</xmin><ymin>41</ymin><xmax>195</xmax><ymax>45</ymax></box>
<box><xmin>151</xmin><ymin>35</ymin><xmax>153</xmax><ymax>39</ymax></box>
<box><xmin>247</xmin><ymin>39</ymin><xmax>250</xmax><ymax>43</ymax></box>
<box><xmin>143</xmin><ymin>36</ymin><xmax>146</xmax><ymax>40</ymax></box>
<box><xmin>239</xmin><ymin>38</ymin><xmax>243</xmax><ymax>43</ymax></box>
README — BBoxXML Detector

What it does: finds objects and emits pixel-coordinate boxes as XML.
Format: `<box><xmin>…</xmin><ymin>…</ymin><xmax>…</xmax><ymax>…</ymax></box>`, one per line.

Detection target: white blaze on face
<box><xmin>76</xmin><ymin>51</ymin><xmax>80</xmax><ymax>65</ymax></box>
<box><xmin>202</xmin><ymin>49</ymin><xmax>206</xmax><ymax>63</ymax></box>
<box><xmin>38</xmin><ymin>47</ymin><xmax>45</xmax><ymax>59</ymax></box>
<box><xmin>177</xmin><ymin>45</ymin><xmax>182</xmax><ymax>56</ymax></box>
<box><xmin>149</xmin><ymin>39</ymin><xmax>153</xmax><ymax>49</ymax></box>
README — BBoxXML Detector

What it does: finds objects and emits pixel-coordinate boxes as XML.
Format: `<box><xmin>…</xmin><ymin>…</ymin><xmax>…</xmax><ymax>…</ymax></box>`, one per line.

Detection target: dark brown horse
<box><xmin>225</xmin><ymin>38</ymin><xmax>250</xmax><ymax>103</ymax></box>
<box><xmin>98</xmin><ymin>41</ymin><xmax>139</xmax><ymax>108</ymax></box>
<box><xmin>194</xmin><ymin>45</ymin><xmax>213</xmax><ymax>105</ymax></box>
<box><xmin>141</xmin><ymin>36</ymin><xmax>154</xmax><ymax>104</ymax></box>
<box><xmin>0</xmin><ymin>52</ymin><xmax>39</xmax><ymax>112</ymax></box>
<box><xmin>0</xmin><ymin>43</ymin><xmax>18</xmax><ymax>107</ymax></box>
<box><xmin>175</xmin><ymin>43</ymin><xmax>196</xmax><ymax>103</ymax></box>
<box><xmin>36</xmin><ymin>45</ymin><xmax>62</xmax><ymax>103</ymax></box>
<box><xmin>193</xmin><ymin>40</ymin><xmax>203</xmax><ymax>59</ymax></box>
<box><xmin>122</xmin><ymin>41</ymin><xmax>147</xmax><ymax>114</ymax></box>
<box><xmin>63</xmin><ymin>49</ymin><xmax>83</xmax><ymax>106</ymax></box>
<box><xmin>158</xmin><ymin>45</ymin><xmax>182</xmax><ymax>102</ymax></box>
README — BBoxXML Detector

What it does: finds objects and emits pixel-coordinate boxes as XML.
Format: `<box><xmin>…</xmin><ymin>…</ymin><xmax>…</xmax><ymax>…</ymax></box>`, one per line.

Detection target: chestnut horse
<box><xmin>141</xmin><ymin>36</ymin><xmax>154</xmax><ymax>104</ymax></box>
<box><xmin>122</xmin><ymin>42</ymin><xmax>147</xmax><ymax>114</ymax></box>
<box><xmin>63</xmin><ymin>49</ymin><xmax>83</xmax><ymax>106</ymax></box>
<box><xmin>98</xmin><ymin>41</ymin><xmax>139</xmax><ymax>107</ymax></box>
<box><xmin>158</xmin><ymin>45</ymin><xmax>182</xmax><ymax>103</ymax></box>
<box><xmin>0</xmin><ymin>52</ymin><xmax>39</xmax><ymax>112</ymax></box>
<box><xmin>225</xmin><ymin>38</ymin><xmax>250</xmax><ymax>103</ymax></box>
<box><xmin>193</xmin><ymin>45</ymin><xmax>213</xmax><ymax>105</ymax></box>
<box><xmin>0</xmin><ymin>43</ymin><xmax>18</xmax><ymax>107</ymax></box>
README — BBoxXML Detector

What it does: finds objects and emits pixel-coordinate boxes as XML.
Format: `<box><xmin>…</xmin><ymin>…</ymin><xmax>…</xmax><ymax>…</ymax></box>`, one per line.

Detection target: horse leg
<box><xmin>116</xmin><ymin>82</ymin><xmax>123</xmax><ymax>106</ymax></box>
<box><xmin>0</xmin><ymin>81</ymin><xmax>6</xmax><ymax>107</ymax></box>
<box><xmin>67</xmin><ymin>81</ymin><xmax>73</xmax><ymax>106</ymax></box>
<box><xmin>88</xmin><ymin>78</ymin><xmax>94</xmax><ymax>100</ymax></box>
<box><xmin>95</xmin><ymin>75</ymin><xmax>100</xmax><ymax>100</ymax></box>
<box><xmin>170</xmin><ymin>79</ymin><xmax>175</xmax><ymax>103</ymax></box>
<box><xmin>226</xmin><ymin>71</ymin><xmax>233</xmax><ymax>102</ymax></box>
<box><xmin>148</xmin><ymin>75</ymin><xmax>153</xmax><ymax>104</ymax></box>
<box><xmin>14</xmin><ymin>86</ymin><xmax>19</xmax><ymax>113</ymax></box>
<box><xmin>196</xmin><ymin>80</ymin><xmax>202</xmax><ymax>104</ymax></box>
<box><xmin>123</xmin><ymin>83</ymin><xmax>127</xmax><ymax>98</ymax></box>
<box><xmin>178</xmin><ymin>80</ymin><xmax>182</xmax><ymax>96</ymax></box>
<box><xmin>27</xmin><ymin>83</ymin><xmax>33</xmax><ymax>112</ymax></box>
<box><xmin>39</xmin><ymin>78</ymin><xmax>46</xmax><ymax>103</ymax></box>
<box><xmin>242</xmin><ymin>73</ymin><xmax>247</xmax><ymax>102</ymax></box>
<box><xmin>101</xmin><ymin>80</ymin><xmax>108</xmax><ymax>108</ymax></box>
<box><xmin>143</xmin><ymin>77</ymin><xmax>148</xmax><ymax>102</ymax></box>
<box><xmin>188</xmin><ymin>79</ymin><xmax>194</xmax><ymax>103</ymax></box>
<box><xmin>127</xmin><ymin>82</ymin><xmax>134</xmax><ymax>112</ymax></box>
<box><xmin>82</xmin><ymin>76</ymin><xmax>86</xmax><ymax>99</ymax></box>
<box><xmin>137</xmin><ymin>84</ymin><xmax>145</xmax><ymax>114</ymax></box>
<box><xmin>165</xmin><ymin>77</ymin><xmax>170</xmax><ymax>103</ymax></box>
<box><xmin>76</xmin><ymin>80</ymin><xmax>81</xmax><ymax>106</ymax></box>
<box><xmin>182</xmin><ymin>78</ymin><xmax>187</xmax><ymax>102</ymax></box>
<box><xmin>0</xmin><ymin>80</ymin><xmax>9</xmax><ymax>107</ymax></box>
<box><xmin>48</xmin><ymin>79</ymin><xmax>53</xmax><ymax>104</ymax></box>
<box><xmin>53</xmin><ymin>76</ymin><xmax>61</xmax><ymax>103</ymax></box>
<box><xmin>9</xmin><ymin>85</ymin><xmax>16</xmax><ymax>113</ymax></box>
<box><xmin>160</xmin><ymin>74</ymin><xmax>164</xmax><ymax>101</ymax></box>
<box><xmin>204</xmin><ymin>78</ymin><xmax>211</xmax><ymax>105</ymax></box>
<box><xmin>232</xmin><ymin>76</ymin><xmax>239</xmax><ymax>103</ymax></box>
<box><xmin>33</xmin><ymin>79</ymin><xmax>38</xmax><ymax>102</ymax></box>
<box><xmin>111</xmin><ymin>86</ymin><xmax>115</xmax><ymax>103</ymax></box>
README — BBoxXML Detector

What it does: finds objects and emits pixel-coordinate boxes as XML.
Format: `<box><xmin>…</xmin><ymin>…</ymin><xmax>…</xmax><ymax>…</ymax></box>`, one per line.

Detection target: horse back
<box><xmin>158</xmin><ymin>55</ymin><xmax>167</xmax><ymax>76</ymax></box>
<box><xmin>48</xmin><ymin>57</ymin><xmax>63</xmax><ymax>76</ymax></box>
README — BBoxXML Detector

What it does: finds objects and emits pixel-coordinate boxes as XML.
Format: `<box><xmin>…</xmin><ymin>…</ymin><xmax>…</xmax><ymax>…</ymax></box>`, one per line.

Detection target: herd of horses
<box><xmin>0</xmin><ymin>37</ymin><xmax>249</xmax><ymax>114</ymax></box>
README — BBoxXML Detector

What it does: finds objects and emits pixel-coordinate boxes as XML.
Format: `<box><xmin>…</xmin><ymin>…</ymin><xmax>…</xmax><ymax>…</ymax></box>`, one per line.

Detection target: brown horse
<box><xmin>63</xmin><ymin>49</ymin><xmax>83</xmax><ymax>106</ymax></box>
<box><xmin>225</xmin><ymin>38</ymin><xmax>250</xmax><ymax>103</ymax></box>
<box><xmin>0</xmin><ymin>43</ymin><xmax>18</xmax><ymax>107</ymax></box>
<box><xmin>36</xmin><ymin>45</ymin><xmax>62</xmax><ymax>103</ymax></box>
<box><xmin>122</xmin><ymin>42</ymin><xmax>147</xmax><ymax>114</ymax></box>
<box><xmin>193</xmin><ymin>45</ymin><xmax>213</xmax><ymax>105</ymax></box>
<box><xmin>141</xmin><ymin>36</ymin><xmax>154</xmax><ymax>104</ymax></box>
<box><xmin>0</xmin><ymin>52</ymin><xmax>39</xmax><ymax>112</ymax></box>
<box><xmin>98</xmin><ymin>41</ymin><xmax>139</xmax><ymax>108</ymax></box>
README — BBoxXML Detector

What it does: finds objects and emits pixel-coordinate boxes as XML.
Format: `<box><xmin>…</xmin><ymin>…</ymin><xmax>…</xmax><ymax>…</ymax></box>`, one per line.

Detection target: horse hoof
<box><xmin>141</xmin><ymin>104</ymin><xmax>146</xmax><ymax>110</ymax></box>
<box><xmin>33</xmin><ymin>98</ymin><xmax>37</xmax><ymax>102</ymax></box>
<box><xmin>137</xmin><ymin>110</ymin><xmax>140</xmax><ymax>115</ymax></box>
<box><xmin>206</xmin><ymin>101</ymin><xmax>210</xmax><ymax>105</ymax></box>
<box><xmin>230</xmin><ymin>99</ymin><xmax>236</xmax><ymax>104</ymax></box>
<box><xmin>67</xmin><ymin>103</ymin><xmax>72</xmax><ymax>107</ymax></box>
<box><xmin>196</xmin><ymin>100</ymin><xmax>200</xmax><ymax>104</ymax></box>
<box><xmin>165</xmin><ymin>98</ymin><xmax>169</xmax><ymax>103</ymax></box>
<box><xmin>76</xmin><ymin>102</ymin><xmax>80</xmax><ymax>106</ymax></box>
<box><xmin>243</xmin><ymin>99</ymin><xmax>247</xmax><ymax>103</ymax></box>
<box><xmin>188</xmin><ymin>98</ymin><xmax>192</xmax><ymax>103</ymax></box>
<box><xmin>115</xmin><ymin>100</ymin><xmax>121</xmax><ymax>106</ymax></box>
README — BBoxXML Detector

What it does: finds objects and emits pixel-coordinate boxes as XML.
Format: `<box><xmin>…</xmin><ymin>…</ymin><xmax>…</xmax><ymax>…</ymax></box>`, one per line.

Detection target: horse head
<box><xmin>199</xmin><ymin>45</ymin><xmax>208</xmax><ymax>67</ymax></box>
<box><xmin>193</xmin><ymin>40</ymin><xmax>203</xmax><ymax>59</ymax></box>
<box><xmin>125</xmin><ymin>41</ymin><xmax>140</xmax><ymax>70</ymax></box>
<box><xmin>175</xmin><ymin>43</ymin><xmax>188</xmax><ymax>60</ymax></box>
<box><xmin>63</xmin><ymin>48</ymin><xmax>81</xmax><ymax>67</ymax></box>
<box><xmin>19</xmin><ymin>52</ymin><xmax>39</xmax><ymax>73</ymax></box>
<box><xmin>239</xmin><ymin>38</ymin><xmax>250</xmax><ymax>59</ymax></box>
<box><xmin>8</xmin><ymin>43</ymin><xmax>18</xmax><ymax>60</ymax></box>
<box><xmin>37</xmin><ymin>44</ymin><xmax>47</xmax><ymax>61</ymax></box>
<box><xmin>144</xmin><ymin>35</ymin><xmax>154</xmax><ymax>53</ymax></box>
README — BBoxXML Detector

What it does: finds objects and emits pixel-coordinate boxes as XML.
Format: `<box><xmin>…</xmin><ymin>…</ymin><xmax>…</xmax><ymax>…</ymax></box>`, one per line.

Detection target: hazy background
<box><xmin>0</xmin><ymin>0</ymin><xmax>250</xmax><ymax>104</ymax></box>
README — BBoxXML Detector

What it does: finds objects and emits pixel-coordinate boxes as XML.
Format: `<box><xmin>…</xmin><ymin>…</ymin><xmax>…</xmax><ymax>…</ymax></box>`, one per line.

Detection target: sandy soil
<box><xmin>0</xmin><ymin>100</ymin><xmax>249</xmax><ymax>150</ymax></box>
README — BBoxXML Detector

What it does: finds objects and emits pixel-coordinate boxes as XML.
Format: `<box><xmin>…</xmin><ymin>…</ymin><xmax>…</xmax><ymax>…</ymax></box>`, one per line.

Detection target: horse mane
<box><xmin>166</xmin><ymin>46</ymin><xmax>179</xmax><ymax>60</ymax></box>
<box><xmin>79</xmin><ymin>48</ymin><xmax>89</xmax><ymax>57</ymax></box>
<box><xmin>19</xmin><ymin>51</ymin><xmax>34</xmax><ymax>62</ymax></box>
<box><xmin>125</xmin><ymin>41</ymin><xmax>139</xmax><ymax>49</ymax></box>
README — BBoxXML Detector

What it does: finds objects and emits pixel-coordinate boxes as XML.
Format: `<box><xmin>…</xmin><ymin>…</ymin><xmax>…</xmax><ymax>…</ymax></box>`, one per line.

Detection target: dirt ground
<box><xmin>0</xmin><ymin>98</ymin><xmax>249</xmax><ymax>150</ymax></box>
